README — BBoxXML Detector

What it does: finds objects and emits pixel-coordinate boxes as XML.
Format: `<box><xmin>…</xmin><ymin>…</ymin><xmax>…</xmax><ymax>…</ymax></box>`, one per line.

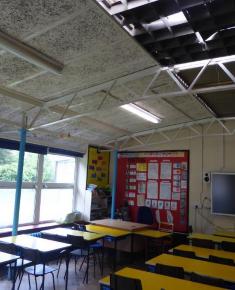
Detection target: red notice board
<box><xmin>116</xmin><ymin>151</ymin><xmax>189</xmax><ymax>233</ymax></box>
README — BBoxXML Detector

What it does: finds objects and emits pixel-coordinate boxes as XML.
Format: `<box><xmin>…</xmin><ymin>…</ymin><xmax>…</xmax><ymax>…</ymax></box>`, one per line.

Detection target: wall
<box><xmin>110</xmin><ymin>121</ymin><xmax>235</xmax><ymax>233</ymax></box>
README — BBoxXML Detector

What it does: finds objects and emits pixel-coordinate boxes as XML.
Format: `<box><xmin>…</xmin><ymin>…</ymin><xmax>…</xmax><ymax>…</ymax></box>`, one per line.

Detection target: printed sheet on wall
<box><xmin>116</xmin><ymin>151</ymin><xmax>189</xmax><ymax>233</ymax></box>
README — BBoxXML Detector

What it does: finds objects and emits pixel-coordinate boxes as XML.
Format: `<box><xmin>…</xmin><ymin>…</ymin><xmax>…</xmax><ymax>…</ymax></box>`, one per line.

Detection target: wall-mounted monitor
<box><xmin>211</xmin><ymin>172</ymin><xmax>235</xmax><ymax>216</ymax></box>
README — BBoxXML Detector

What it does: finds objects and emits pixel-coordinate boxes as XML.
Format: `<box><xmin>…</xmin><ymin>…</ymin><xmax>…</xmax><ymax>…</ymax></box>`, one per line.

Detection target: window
<box><xmin>0</xmin><ymin>149</ymin><xmax>77</xmax><ymax>228</ymax></box>
<box><xmin>43</xmin><ymin>154</ymin><xmax>75</xmax><ymax>183</ymax></box>
<box><xmin>0</xmin><ymin>149</ymin><xmax>38</xmax><ymax>182</ymax></box>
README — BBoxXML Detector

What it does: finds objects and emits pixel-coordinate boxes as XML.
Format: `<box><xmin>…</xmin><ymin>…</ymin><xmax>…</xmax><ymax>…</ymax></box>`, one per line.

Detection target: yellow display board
<box><xmin>87</xmin><ymin>146</ymin><xmax>110</xmax><ymax>187</ymax></box>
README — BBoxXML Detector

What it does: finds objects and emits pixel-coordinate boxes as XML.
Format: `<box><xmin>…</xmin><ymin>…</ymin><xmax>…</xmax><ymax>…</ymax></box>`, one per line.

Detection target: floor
<box><xmin>0</xmin><ymin>250</ymin><xmax>146</xmax><ymax>290</ymax></box>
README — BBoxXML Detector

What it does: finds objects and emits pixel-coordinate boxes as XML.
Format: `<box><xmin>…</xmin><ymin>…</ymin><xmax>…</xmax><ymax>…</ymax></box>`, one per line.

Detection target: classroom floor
<box><xmin>0</xmin><ymin>251</ymin><xmax>146</xmax><ymax>290</ymax></box>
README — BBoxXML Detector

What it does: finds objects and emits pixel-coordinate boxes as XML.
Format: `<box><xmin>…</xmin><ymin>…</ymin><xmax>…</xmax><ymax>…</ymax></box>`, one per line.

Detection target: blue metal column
<box><xmin>111</xmin><ymin>148</ymin><xmax>118</xmax><ymax>219</ymax></box>
<box><xmin>12</xmin><ymin>128</ymin><xmax>27</xmax><ymax>236</ymax></box>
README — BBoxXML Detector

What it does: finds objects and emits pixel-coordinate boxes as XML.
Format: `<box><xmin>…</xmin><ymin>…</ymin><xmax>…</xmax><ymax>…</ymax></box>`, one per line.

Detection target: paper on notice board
<box><xmin>171</xmin><ymin>201</ymin><xmax>177</xmax><ymax>211</ymax></box>
<box><xmin>136</xmin><ymin>163</ymin><xmax>147</xmax><ymax>172</ymax></box>
<box><xmin>147</xmin><ymin>180</ymin><xmax>158</xmax><ymax>199</ymax></box>
<box><xmin>145</xmin><ymin>199</ymin><xmax>151</xmax><ymax>207</ymax></box>
<box><xmin>138</xmin><ymin>182</ymin><xmax>146</xmax><ymax>194</ymax></box>
<box><xmin>136</xmin><ymin>172</ymin><xmax>147</xmax><ymax>181</ymax></box>
<box><xmin>160</xmin><ymin>181</ymin><xmax>171</xmax><ymax>200</ymax></box>
<box><xmin>151</xmin><ymin>200</ymin><xmax>158</xmax><ymax>208</ymax></box>
<box><xmin>148</xmin><ymin>162</ymin><xmax>158</xmax><ymax>179</ymax></box>
<box><xmin>160</xmin><ymin>162</ymin><xmax>172</xmax><ymax>179</ymax></box>
<box><xmin>172</xmin><ymin>192</ymin><xmax>180</xmax><ymax>200</ymax></box>
<box><xmin>137</xmin><ymin>194</ymin><xmax>145</xmax><ymax>207</ymax></box>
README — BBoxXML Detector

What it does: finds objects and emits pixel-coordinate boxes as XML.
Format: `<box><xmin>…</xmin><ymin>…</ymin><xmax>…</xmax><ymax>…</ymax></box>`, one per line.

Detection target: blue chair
<box><xmin>137</xmin><ymin>206</ymin><xmax>153</xmax><ymax>225</ymax></box>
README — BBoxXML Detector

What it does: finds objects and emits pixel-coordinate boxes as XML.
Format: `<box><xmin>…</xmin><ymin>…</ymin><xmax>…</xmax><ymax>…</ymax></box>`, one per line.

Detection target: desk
<box><xmin>41</xmin><ymin>228</ymin><xmax>104</xmax><ymax>241</ymax></box>
<box><xmin>0</xmin><ymin>235</ymin><xmax>71</xmax><ymax>290</ymax></box>
<box><xmin>0</xmin><ymin>252</ymin><xmax>19</xmax><ymax>290</ymax></box>
<box><xmin>90</xmin><ymin>219</ymin><xmax>149</xmax><ymax>232</ymax></box>
<box><xmin>41</xmin><ymin>227</ymin><xmax>105</xmax><ymax>282</ymax></box>
<box><xmin>99</xmin><ymin>267</ymin><xmax>225</xmax><ymax>290</ymax></box>
<box><xmin>215</xmin><ymin>231</ymin><xmax>235</xmax><ymax>239</ymax></box>
<box><xmin>86</xmin><ymin>224</ymin><xmax>130</xmax><ymax>269</ymax></box>
<box><xmin>135</xmin><ymin>230</ymin><xmax>172</xmax><ymax>258</ymax></box>
<box><xmin>188</xmin><ymin>233</ymin><xmax>235</xmax><ymax>245</ymax></box>
<box><xmin>146</xmin><ymin>253</ymin><xmax>235</xmax><ymax>283</ymax></box>
<box><xmin>172</xmin><ymin>244</ymin><xmax>235</xmax><ymax>262</ymax></box>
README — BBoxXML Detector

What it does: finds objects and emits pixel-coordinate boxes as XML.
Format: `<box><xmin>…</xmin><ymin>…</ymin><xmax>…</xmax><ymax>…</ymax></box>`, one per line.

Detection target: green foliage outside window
<box><xmin>0</xmin><ymin>149</ymin><xmax>53</xmax><ymax>182</ymax></box>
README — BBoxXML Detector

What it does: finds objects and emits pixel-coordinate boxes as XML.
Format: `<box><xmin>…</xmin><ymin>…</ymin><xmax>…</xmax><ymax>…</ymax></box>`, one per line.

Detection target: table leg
<box><xmin>65</xmin><ymin>252</ymin><xmax>70</xmax><ymax>290</ymax></box>
<box><xmin>11</xmin><ymin>260</ymin><xmax>17</xmax><ymax>290</ymax></box>
<box><xmin>85</xmin><ymin>247</ymin><xmax>90</xmax><ymax>284</ymax></box>
<box><xmin>113</xmin><ymin>239</ymin><xmax>117</xmax><ymax>271</ymax></box>
<box><xmin>101</xmin><ymin>238</ymin><xmax>104</xmax><ymax>275</ymax></box>
<box><xmin>41</xmin><ymin>263</ymin><xmax>45</xmax><ymax>290</ymax></box>
<box><xmin>130</xmin><ymin>234</ymin><xmax>134</xmax><ymax>263</ymax></box>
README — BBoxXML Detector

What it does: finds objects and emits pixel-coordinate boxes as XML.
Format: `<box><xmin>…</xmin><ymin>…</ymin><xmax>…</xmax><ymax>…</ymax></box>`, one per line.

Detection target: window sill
<box><xmin>0</xmin><ymin>222</ymin><xmax>62</xmax><ymax>237</ymax></box>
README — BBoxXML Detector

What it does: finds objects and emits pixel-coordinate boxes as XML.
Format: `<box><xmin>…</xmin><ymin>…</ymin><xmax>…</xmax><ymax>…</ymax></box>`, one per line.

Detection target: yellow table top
<box><xmin>172</xmin><ymin>244</ymin><xmax>235</xmax><ymax>262</ymax></box>
<box><xmin>0</xmin><ymin>235</ymin><xmax>71</xmax><ymax>253</ymax></box>
<box><xmin>91</xmin><ymin>219</ymin><xmax>149</xmax><ymax>232</ymax></box>
<box><xmin>146</xmin><ymin>253</ymin><xmax>235</xmax><ymax>283</ymax></box>
<box><xmin>86</xmin><ymin>224</ymin><xmax>130</xmax><ymax>238</ymax></box>
<box><xmin>188</xmin><ymin>233</ymin><xmax>235</xmax><ymax>243</ymax></box>
<box><xmin>99</xmin><ymin>267</ymin><xmax>225</xmax><ymax>290</ymax></box>
<box><xmin>41</xmin><ymin>228</ymin><xmax>105</xmax><ymax>241</ymax></box>
<box><xmin>0</xmin><ymin>252</ymin><xmax>19</xmax><ymax>265</ymax></box>
<box><xmin>135</xmin><ymin>229</ymin><xmax>171</xmax><ymax>239</ymax></box>
<box><xmin>215</xmin><ymin>231</ymin><xmax>235</xmax><ymax>238</ymax></box>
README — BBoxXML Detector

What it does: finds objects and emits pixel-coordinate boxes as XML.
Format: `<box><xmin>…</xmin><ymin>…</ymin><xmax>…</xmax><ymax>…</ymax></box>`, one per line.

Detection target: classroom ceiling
<box><xmin>0</xmin><ymin>0</ymin><xmax>234</xmax><ymax>153</ymax></box>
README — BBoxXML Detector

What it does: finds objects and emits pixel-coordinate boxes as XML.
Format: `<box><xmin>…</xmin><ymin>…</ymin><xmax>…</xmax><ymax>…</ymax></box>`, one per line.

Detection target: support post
<box><xmin>12</xmin><ymin>128</ymin><xmax>27</xmax><ymax>236</ymax></box>
<box><xmin>111</xmin><ymin>148</ymin><xmax>118</xmax><ymax>219</ymax></box>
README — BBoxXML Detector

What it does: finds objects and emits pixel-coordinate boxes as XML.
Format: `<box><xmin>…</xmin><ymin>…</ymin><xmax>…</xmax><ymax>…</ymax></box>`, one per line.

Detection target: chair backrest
<box><xmin>191</xmin><ymin>272</ymin><xmax>228</xmax><ymax>288</ymax></box>
<box><xmin>136</xmin><ymin>206</ymin><xmax>153</xmax><ymax>225</ymax></box>
<box><xmin>209</xmin><ymin>255</ymin><xmax>234</xmax><ymax>265</ymax></box>
<box><xmin>20</xmin><ymin>247</ymin><xmax>42</xmax><ymax>264</ymax></box>
<box><xmin>173</xmin><ymin>248</ymin><xmax>196</xmax><ymax>259</ymax></box>
<box><xmin>110</xmin><ymin>274</ymin><xmax>142</xmax><ymax>290</ymax></box>
<box><xmin>191</xmin><ymin>238</ymin><xmax>214</xmax><ymax>249</ymax></box>
<box><xmin>155</xmin><ymin>263</ymin><xmax>184</xmax><ymax>279</ymax></box>
<box><xmin>221</xmin><ymin>241</ymin><xmax>235</xmax><ymax>252</ymax></box>
<box><xmin>0</xmin><ymin>241</ymin><xmax>18</xmax><ymax>255</ymax></box>
<box><xmin>67</xmin><ymin>235</ymin><xmax>88</xmax><ymax>249</ymax></box>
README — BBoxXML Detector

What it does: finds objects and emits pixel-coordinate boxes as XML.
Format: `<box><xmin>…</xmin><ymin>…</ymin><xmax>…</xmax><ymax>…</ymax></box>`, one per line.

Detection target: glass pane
<box><xmin>0</xmin><ymin>149</ymin><xmax>38</xmax><ymax>182</ymax></box>
<box><xmin>43</xmin><ymin>154</ymin><xmax>75</xmax><ymax>183</ymax></box>
<box><xmin>40</xmin><ymin>189</ymin><xmax>73</xmax><ymax>222</ymax></box>
<box><xmin>0</xmin><ymin>188</ymin><xmax>36</xmax><ymax>228</ymax></box>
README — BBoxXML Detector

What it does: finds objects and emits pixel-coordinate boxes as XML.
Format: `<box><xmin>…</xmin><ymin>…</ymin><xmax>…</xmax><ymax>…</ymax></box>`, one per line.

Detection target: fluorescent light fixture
<box><xmin>144</xmin><ymin>12</ymin><xmax>187</xmax><ymax>31</ymax></box>
<box><xmin>166</xmin><ymin>12</ymin><xmax>187</xmax><ymax>26</ymax></box>
<box><xmin>121</xmin><ymin>103</ymin><xmax>160</xmax><ymax>123</ymax></box>
<box><xmin>173</xmin><ymin>54</ymin><xmax>235</xmax><ymax>71</ymax></box>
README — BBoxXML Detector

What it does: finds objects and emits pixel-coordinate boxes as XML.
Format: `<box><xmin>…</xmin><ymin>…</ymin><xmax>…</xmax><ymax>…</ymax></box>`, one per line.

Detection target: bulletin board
<box><xmin>86</xmin><ymin>146</ymin><xmax>110</xmax><ymax>187</ymax></box>
<box><xmin>116</xmin><ymin>151</ymin><xmax>189</xmax><ymax>233</ymax></box>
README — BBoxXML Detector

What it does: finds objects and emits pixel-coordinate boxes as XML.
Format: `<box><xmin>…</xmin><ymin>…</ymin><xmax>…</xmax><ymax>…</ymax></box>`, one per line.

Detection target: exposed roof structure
<box><xmin>0</xmin><ymin>0</ymin><xmax>234</xmax><ymax>153</ymax></box>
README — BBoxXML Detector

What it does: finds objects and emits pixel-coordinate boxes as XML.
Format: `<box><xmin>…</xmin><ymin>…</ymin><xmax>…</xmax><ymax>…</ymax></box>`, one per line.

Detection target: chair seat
<box><xmin>7</xmin><ymin>258</ymin><xmax>32</xmax><ymax>268</ymax></box>
<box><xmin>90</xmin><ymin>242</ymin><xmax>102</xmax><ymax>249</ymax></box>
<box><xmin>70</xmin><ymin>249</ymin><xmax>89</xmax><ymax>257</ymax></box>
<box><xmin>24</xmin><ymin>264</ymin><xmax>57</xmax><ymax>276</ymax></box>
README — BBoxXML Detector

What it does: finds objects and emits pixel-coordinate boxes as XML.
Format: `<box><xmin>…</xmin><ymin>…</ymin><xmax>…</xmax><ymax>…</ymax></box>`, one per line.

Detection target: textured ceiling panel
<box><xmin>0</xmin><ymin>0</ymin><xmax>82</xmax><ymax>38</ymax></box>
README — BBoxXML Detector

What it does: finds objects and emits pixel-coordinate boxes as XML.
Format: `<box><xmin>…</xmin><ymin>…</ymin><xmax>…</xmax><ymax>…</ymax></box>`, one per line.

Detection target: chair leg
<box><xmin>57</xmin><ymin>256</ymin><xmax>63</xmax><ymax>278</ymax></box>
<box><xmin>34</xmin><ymin>276</ymin><xmax>38</xmax><ymax>290</ymax></box>
<box><xmin>97</xmin><ymin>249</ymin><xmax>102</xmax><ymax>275</ymax></box>
<box><xmin>17</xmin><ymin>271</ymin><xmax>24</xmax><ymax>290</ymax></box>
<box><xmin>27</xmin><ymin>274</ymin><xmax>31</xmax><ymax>289</ymax></box>
<box><xmin>79</xmin><ymin>256</ymin><xmax>86</xmax><ymax>271</ymax></box>
<box><xmin>51</xmin><ymin>272</ymin><xmax>56</xmax><ymax>290</ymax></box>
<box><xmin>93</xmin><ymin>253</ymin><xmax>96</xmax><ymax>278</ymax></box>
